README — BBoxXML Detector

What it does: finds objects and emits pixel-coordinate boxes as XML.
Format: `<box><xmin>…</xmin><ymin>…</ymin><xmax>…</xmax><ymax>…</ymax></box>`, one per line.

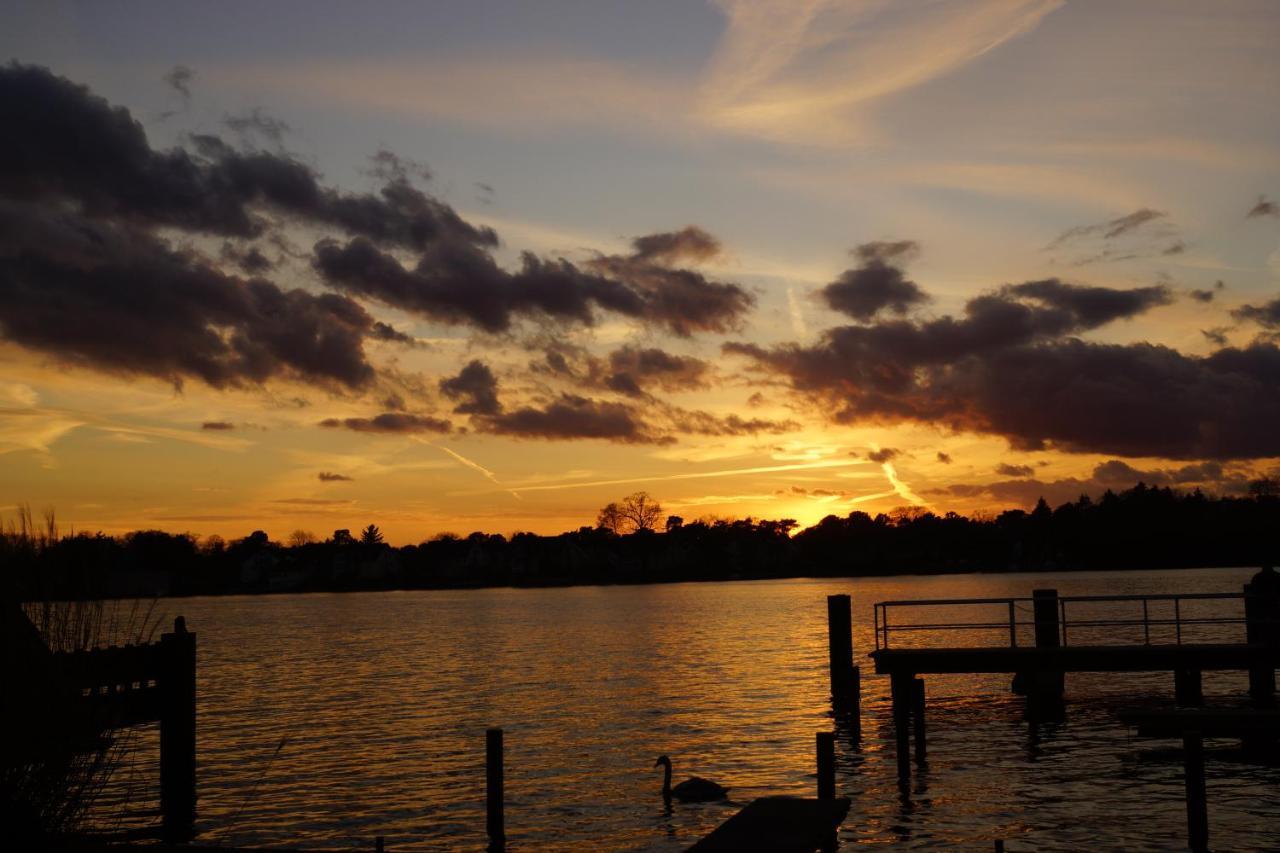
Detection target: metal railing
<box><xmin>873</xmin><ymin>592</ymin><xmax>1252</xmax><ymax>651</ymax></box>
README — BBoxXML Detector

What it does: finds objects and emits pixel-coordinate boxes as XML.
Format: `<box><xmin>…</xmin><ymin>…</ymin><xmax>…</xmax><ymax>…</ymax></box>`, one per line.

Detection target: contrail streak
<box><xmin>505</xmin><ymin>459</ymin><xmax>873</xmax><ymax>494</ymax></box>
<box><xmin>418</xmin><ymin>440</ymin><xmax>522</xmax><ymax>499</ymax></box>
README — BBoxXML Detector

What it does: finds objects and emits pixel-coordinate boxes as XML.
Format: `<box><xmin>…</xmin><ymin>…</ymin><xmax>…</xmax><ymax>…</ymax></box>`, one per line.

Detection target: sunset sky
<box><xmin>2</xmin><ymin>1</ymin><xmax>1279</xmax><ymax>543</ymax></box>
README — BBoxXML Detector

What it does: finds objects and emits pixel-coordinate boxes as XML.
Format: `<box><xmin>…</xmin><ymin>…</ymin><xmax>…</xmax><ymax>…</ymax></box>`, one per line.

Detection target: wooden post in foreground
<box><xmin>1182</xmin><ymin>730</ymin><xmax>1208</xmax><ymax>853</ymax></box>
<box><xmin>486</xmin><ymin>728</ymin><xmax>505</xmax><ymax>849</ymax></box>
<box><xmin>816</xmin><ymin>731</ymin><xmax>835</xmax><ymax>800</ymax></box>
<box><xmin>160</xmin><ymin>616</ymin><xmax>197</xmax><ymax>844</ymax></box>
<box><xmin>827</xmin><ymin>595</ymin><xmax>862</xmax><ymax>736</ymax></box>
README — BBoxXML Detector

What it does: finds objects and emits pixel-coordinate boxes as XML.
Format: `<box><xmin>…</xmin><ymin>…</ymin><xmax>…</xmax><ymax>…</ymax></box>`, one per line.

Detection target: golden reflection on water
<box><xmin>108</xmin><ymin>568</ymin><xmax>1278</xmax><ymax>850</ymax></box>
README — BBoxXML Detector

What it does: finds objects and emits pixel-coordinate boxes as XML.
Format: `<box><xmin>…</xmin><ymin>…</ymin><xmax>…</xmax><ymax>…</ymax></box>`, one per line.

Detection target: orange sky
<box><xmin>2</xmin><ymin>2</ymin><xmax>1279</xmax><ymax>544</ymax></box>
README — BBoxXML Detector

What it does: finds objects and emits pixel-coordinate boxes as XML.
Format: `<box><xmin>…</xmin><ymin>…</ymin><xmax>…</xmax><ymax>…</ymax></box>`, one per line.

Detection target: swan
<box><xmin>654</xmin><ymin>755</ymin><xmax>729</xmax><ymax>803</ymax></box>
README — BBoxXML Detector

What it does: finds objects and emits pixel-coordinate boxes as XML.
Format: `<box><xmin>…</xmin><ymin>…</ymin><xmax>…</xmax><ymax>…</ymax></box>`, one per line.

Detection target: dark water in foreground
<box><xmin>108</xmin><ymin>568</ymin><xmax>1278</xmax><ymax>850</ymax></box>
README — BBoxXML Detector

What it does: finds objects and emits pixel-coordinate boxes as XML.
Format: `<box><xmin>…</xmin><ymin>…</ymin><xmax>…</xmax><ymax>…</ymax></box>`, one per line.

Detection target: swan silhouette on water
<box><xmin>654</xmin><ymin>755</ymin><xmax>729</xmax><ymax>803</ymax></box>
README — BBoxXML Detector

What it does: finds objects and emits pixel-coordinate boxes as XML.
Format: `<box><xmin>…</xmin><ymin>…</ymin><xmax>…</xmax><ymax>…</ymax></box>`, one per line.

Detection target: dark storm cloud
<box><xmin>601</xmin><ymin>346</ymin><xmax>709</xmax><ymax>397</ymax></box>
<box><xmin>1189</xmin><ymin>281</ymin><xmax>1225</xmax><ymax>303</ymax></box>
<box><xmin>0</xmin><ymin>202</ymin><xmax>391</xmax><ymax>389</ymax></box>
<box><xmin>821</xmin><ymin>241</ymin><xmax>928</xmax><ymax>321</ymax></box>
<box><xmin>201</xmin><ymin>421</ymin><xmax>235</xmax><ymax>431</ymax></box>
<box><xmin>484</xmin><ymin>395</ymin><xmax>668</xmax><ymax>444</ymax></box>
<box><xmin>314</xmin><ymin>238</ymin><xmax>643</xmax><ymax>333</ymax></box>
<box><xmin>1247</xmin><ymin>196</ymin><xmax>1279</xmax><ymax>219</ymax></box>
<box><xmin>0</xmin><ymin>64</ymin><xmax>494</xmax><ymax>250</ymax></box>
<box><xmin>995</xmin><ymin>462</ymin><xmax>1034</xmax><ymax>477</ymax></box>
<box><xmin>439</xmin><ymin>360</ymin><xmax>502</xmax><ymax>416</ymax></box>
<box><xmin>661</xmin><ymin>407</ymin><xmax>799</xmax><ymax>437</ymax></box>
<box><xmin>1233</xmin><ymin>297</ymin><xmax>1280</xmax><ymax>330</ymax></box>
<box><xmin>319</xmin><ymin>412</ymin><xmax>452</xmax><ymax>433</ymax></box>
<box><xmin>1201</xmin><ymin>327</ymin><xmax>1230</xmax><ymax>347</ymax></box>
<box><xmin>318</xmin><ymin>471</ymin><xmax>353</xmax><ymax>481</ymax></box>
<box><xmin>728</xmin><ymin>273</ymin><xmax>1280</xmax><ymax>459</ymax></box>
<box><xmin>630</xmin><ymin>226</ymin><xmax>722</xmax><ymax>264</ymax></box>
<box><xmin>586</xmin><ymin>231</ymin><xmax>754</xmax><ymax>337</ymax></box>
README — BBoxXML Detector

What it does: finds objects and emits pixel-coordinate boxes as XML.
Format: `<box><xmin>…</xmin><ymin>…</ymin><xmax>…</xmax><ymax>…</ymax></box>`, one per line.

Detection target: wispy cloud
<box><xmin>701</xmin><ymin>0</ymin><xmax>1062</xmax><ymax>144</ymax></box>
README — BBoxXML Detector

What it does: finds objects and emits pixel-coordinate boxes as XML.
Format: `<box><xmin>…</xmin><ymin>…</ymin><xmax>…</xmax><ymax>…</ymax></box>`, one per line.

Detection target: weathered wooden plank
<box><xmin>686</xmin><ymin>796</ymin><xmax>851</xmax><ymax>853</ymax></box>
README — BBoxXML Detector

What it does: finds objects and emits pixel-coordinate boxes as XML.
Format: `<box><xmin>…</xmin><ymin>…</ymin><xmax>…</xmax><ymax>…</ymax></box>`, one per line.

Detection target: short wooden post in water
<box><xmin>891</xmin><ymin>672</ymin><xmax>912</xmax><ymax>782</ymax></box>
<box><xmin>816</xmin><ymin>731</ymin><xmax>835</xmax><ymax>799</ymax></box>
<box><xmin>911</xmin><ymin>678</ymin><xmax>927</xmax><ymax>764</ymax></box>
<box><xmin>1182</xmin><ymin>729</ymin><xmax>1208</xmax><ymax>853</ymax></box>
<box><xmin>486</xmin><ymin>728</ymin><xmax>505</xmax><ymax>848</ymax></box>
<box><xmin>160</xmin><ymin>616</ymin><xmax>197</xmax><ymax>844</ymax></box>
<box><xmin>1174</xmin><ymin>668</ymin><xmax>1203</xmax><ymax>707</ymax></box>
<box><xmin>375</xmin><ymin>836</ymin><xmax>385</xmax><ymax>852</ymax></box>
<box><xmin>827</xmin><ymin>594</ymin><xmax>862</xmax><ymax>730</ymax></box>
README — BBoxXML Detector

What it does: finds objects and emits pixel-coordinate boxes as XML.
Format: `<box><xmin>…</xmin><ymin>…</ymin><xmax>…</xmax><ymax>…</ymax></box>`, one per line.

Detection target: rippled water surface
<box><xmin>118</xmin><ymin>568</ymin><xmax>1280</xmax><ymax>849</ymax></box>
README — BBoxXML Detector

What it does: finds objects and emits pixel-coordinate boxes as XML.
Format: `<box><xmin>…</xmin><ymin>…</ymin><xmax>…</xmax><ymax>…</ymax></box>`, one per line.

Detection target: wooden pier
<box><xmin>867</xmin><ymin>585</ymin><xmax>1279</xmax><ymax>782</ymax></box>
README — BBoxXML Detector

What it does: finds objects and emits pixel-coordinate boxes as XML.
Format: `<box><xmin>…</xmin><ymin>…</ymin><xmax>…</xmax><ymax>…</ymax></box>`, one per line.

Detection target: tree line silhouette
<box><xmin>4</xmin><ymin>483</ymin><xmax>1278</xmax><ymax>601</ymax></box>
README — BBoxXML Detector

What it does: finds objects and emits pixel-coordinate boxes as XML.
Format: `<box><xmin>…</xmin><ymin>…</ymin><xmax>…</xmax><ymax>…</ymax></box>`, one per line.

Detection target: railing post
<box><xmin>827</xmin><ymin>595</ymin><xmax>861</xmax><ymax>731</ymax></box>
<box><xmin>160</xmin><ymin>616</ymin><xmax>196</xmax><ymax>844</ymax></box>
<box><xmin>1008</xmin><ymin>600</ymin><xmax>1017</xmax><ymax>647</ymax></box>
<box><xmin>1175</xmin><ymin>668</ymin><xmax>1203</xmax><ymax>707</ymax></box>
<box><xmin>486</xmin><ymin>728</ymin><xmax>505</xmax><ymax>849</ymax></box>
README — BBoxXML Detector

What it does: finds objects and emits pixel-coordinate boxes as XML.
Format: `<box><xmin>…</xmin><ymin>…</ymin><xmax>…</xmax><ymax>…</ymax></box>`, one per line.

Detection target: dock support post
<box><xmin>911</xmin><ymin>678</ymin><xmax>927</xmax><ymax>764</ymax></box>
<box><xmin>816</xmin><ymin>731</ymin><xmax>835</xmax><ymax>799</ymax></box>
<box><xmin>891</xmin><ymin>672</ymin><xmax>912</xmax><ymax>782</ymax></box>
<box><xmin>160</xmin><ymin>616</ymin><xmax>196</xmax><ymax>844</ymax></box>
<box><xmin>1174</xmin><ymin>668</ymin><xmax>1203</xmax><ymax>707</ymax></box>
<box><xmin>1182</xmin><ymin>730</ymin><xmax>1208</xmax><ymax>853</ymax></box>
<box><xmin>486</xmin><ymin>728</ymin><xmax>505</xmax><ymax>850</ymax></box>
<box><xmin>827</xmin><ymin>594</ymin><xmax>861</xmax><ymax>732</ymax></box>
<box><xmin>1245</xmin><ymin>582</ymin><xmax>1277</xmax><ymax>707</ymax></box>
<box><xmin>1030</xmin><ymin>589</ymin><xmax>1065</xmax><ymax>703</ymax></box>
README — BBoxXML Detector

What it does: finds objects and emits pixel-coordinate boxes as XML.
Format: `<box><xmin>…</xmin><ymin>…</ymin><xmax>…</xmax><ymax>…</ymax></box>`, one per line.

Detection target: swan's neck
<box><xmin>662</xmin><ymin>763</ymin><xmax>672</xmax><ymax>797</ymax></box>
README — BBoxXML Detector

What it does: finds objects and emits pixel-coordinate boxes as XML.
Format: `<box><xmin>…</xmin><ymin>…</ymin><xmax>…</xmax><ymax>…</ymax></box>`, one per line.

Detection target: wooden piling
<box><xmin>827</xmin><ymin>595</ymin><xmax>862</xmax><ymax>728</ymax></box>
<box><xmin>1245</xmin><ymin>582</ymin><xmax>1278</xmax><ymax>706</ymax></box>
<box><xmin>375</xmin><ymin>837</ymin><xmax>385</xmax><ymax>852</ymax></box>
<box><xmin>1175</xmin><ymin>668</ymin><xmax>1203</xmax><ymax>707</ymax></box>
<box><xmin>159</xmin><ymin>616</ymin><xmax>196</xmax><ymax>844</ymax></box>
<box><xmin>1182</xmin><ymin>729</ymin><xmax>1208</xmax><ymax>853</ymax></box>
<box><xmin>911</xmin><ymin>678</ymin><xmax>927</xmax><ymax>764</ymax></box>
<box><xmin>1031</xmin><ymin>589</ymin><xmax>1065</xmax><ymax>701</ymax></box>
<box><xmin>816</xmin><ymin>731</ymin><xmax>835</xmax><ymax>799</ymax></box>
<box><xmin>891</xmin><ymin>672</ymin><xmax>912</xmax><ymax>782</ymax></box>
<box><xmin>486</xmin><ymin>728</ymin><xmax>505</xmax><ymax>848</ymax></box>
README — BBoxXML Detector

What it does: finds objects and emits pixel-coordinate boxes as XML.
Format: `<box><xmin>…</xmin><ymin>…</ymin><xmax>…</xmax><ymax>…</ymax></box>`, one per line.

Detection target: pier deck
<box><xmin>872</xmin><ymin>642</ymin><xmax>1280</xmax><ymax>675</ymax></box>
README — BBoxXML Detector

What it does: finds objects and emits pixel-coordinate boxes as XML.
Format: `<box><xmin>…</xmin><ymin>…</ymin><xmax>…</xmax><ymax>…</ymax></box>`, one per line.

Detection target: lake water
<box><xmin>107</xmin><ymin>567</ymin><xmax>1279</xmax><ymax>850</ymax></box>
